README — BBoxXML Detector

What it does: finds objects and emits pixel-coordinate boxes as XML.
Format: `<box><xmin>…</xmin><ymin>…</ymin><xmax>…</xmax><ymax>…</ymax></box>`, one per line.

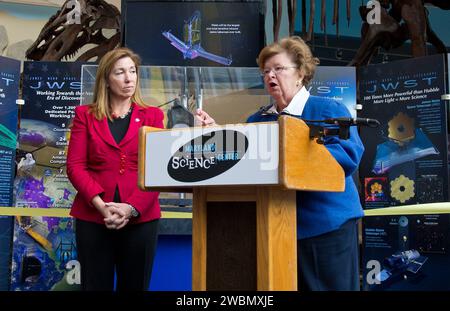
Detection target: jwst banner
<box><xmin>10</xmin><ymin>62</ymin><xmax>84</xmax><ymax>291</ymax></box>
<box><xmin>311</xmin><ymin>66</ymin><xmax>357</xmax><ymax>117</ymax></box>
<box><xmin>358</xmin><ymin>54</ymin><xmax>450</xmax><ymax>291</ymax></box>
<box><xmin>0</xmin><ymin>56</ymin><xmax>19</xmax><ymax>207</ymax></box>
<box><xmin>16</xmin><ymin>61</ymin><xmax>84</xmax><ymax>209</ymax></box>
<box><xmin>0</xmin><ymin>56</ymin><xmax>20</xmax><ymax>291</ymax></box>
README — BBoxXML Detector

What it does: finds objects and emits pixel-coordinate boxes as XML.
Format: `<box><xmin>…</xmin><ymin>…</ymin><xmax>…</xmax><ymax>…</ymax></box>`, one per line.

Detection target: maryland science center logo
<box><xmin>167</xmin><ymin>130</ymin><xmax>248</xmax><ymax>182</ymax></box>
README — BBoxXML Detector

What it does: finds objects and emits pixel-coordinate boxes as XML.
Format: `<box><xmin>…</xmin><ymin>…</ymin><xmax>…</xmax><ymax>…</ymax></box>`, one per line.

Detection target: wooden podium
<box><xmin>139</xmin><ymin>116</ymin><xmax>344</xmax><ymax>291</ymax></box>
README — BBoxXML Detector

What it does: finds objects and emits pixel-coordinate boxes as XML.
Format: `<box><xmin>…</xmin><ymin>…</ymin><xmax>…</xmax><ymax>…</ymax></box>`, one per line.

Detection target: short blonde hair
<box><xmin>257</xmin><ymin>36</ymin><xmax>319</xmax><ymax>86</ymax></box>
<box><xmin>90</xmin><ymin>47</ymin><xmax>149</xmax><ymax>120</ymax></box>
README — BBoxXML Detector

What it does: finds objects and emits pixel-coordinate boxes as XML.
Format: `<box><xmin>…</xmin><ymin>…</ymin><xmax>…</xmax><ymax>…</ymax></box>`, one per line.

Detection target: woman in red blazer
<box><xmin>67</xmin><ymin>48</ymin><xmax>164</xmax><ymax>290</ymax></box>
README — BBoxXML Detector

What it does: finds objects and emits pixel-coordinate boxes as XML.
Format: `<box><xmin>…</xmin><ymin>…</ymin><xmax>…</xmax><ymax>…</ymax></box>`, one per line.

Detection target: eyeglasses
<box><xmin>260</xmin><ymin>65</ymin><xmax>298</xmax><ymax>77</ymax></box>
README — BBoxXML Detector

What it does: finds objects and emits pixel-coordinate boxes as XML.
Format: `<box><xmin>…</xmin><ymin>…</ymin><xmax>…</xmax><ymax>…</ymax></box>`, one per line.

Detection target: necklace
<box><xmin>112</xmin><ymin>107</ymin><xmax>132</xmax><ymax>119</ymax></box>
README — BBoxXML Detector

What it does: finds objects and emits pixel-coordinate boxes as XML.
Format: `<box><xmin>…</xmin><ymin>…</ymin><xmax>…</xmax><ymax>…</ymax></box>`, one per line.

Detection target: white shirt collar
<box><xmin>266</xmin><ymin>86</ymin><xmax>310</xmax><ymax>116</ymax></box>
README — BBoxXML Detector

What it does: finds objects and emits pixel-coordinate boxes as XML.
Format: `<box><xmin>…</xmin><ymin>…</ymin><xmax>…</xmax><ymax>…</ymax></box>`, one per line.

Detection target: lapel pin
<box><xmin>135</xmin><ymin>118</ymin><xmax>140</xmax><ymax>122</ymax></box>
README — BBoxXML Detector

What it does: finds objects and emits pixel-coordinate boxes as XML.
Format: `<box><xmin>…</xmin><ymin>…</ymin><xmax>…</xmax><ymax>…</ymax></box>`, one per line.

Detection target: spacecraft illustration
<box><xmin>372</xmin><ymin>112</ymin><xmax>438</xmax><ymax>174</ymax></box>
<box><xmin>375</xmin><ymin>249</ymin><xmax>428</xmax><ymax>286</ymax></box>
<box><xmin>162</xmin><ymin>11</ymin><xmax>232</xmax><ymax>66</ymax></box>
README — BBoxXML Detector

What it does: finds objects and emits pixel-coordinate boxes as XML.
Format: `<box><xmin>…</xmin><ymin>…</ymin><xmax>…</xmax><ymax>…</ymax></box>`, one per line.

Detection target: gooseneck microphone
<box><xmin>324</xmin><ymin>117</ymin><xmax>380</xmax><ymax>128</ymax></box>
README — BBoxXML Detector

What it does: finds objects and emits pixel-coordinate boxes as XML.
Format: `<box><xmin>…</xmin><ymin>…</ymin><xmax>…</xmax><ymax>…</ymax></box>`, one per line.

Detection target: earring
<box><xmin>295</xmin><ymin>80</ymin><xmax>301</xmax><ymax>87</ymax></box>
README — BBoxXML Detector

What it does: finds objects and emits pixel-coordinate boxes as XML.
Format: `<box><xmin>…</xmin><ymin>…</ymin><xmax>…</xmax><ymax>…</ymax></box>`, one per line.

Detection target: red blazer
<box><xmin>67</xmin><ymin>103</ymin><xmax>164</xmax><ymax>224</ymax></box>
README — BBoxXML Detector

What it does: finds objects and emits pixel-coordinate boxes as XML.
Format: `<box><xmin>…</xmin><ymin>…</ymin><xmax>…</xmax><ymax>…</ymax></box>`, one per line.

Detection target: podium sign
<box><xmin>142</xmin><ymin>123</ymin><xmax>279</xmax><ymax>188</ymax></box>
<box><xmin>139</xmin><ymin>117</ymin><xmax>344</xmax><ymax>192</ymax></box>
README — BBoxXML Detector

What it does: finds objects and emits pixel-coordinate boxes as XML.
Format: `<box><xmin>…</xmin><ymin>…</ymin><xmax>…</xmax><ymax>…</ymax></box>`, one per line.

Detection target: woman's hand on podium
<box><xmin>195</xmin><ymin>108</ymin><xmax>217</xmax><ymax>126</ymax></box>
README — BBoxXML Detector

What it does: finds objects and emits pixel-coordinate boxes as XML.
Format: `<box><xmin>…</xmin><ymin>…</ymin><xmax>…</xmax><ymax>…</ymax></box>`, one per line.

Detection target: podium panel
<box><xmin>141</xmin><ymin>123</ymin><xmax>279</xmax><ymax>188</ymax></box>
<box><xmin>206</xmin><ymin>201</ymin><xmax>257</xmax><ymax>290</ymax></box>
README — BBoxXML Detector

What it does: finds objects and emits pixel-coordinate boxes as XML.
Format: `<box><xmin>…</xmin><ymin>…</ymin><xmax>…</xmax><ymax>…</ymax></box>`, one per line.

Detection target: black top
<box><xmin>108</xmin><ymin>109</ymin><xmax>132</xmax><ymax>144</ymax></box>
<box><xmin>108</xmin><ymin>108</ymin><xmax>132</xmax><ymax>202</ymax></box>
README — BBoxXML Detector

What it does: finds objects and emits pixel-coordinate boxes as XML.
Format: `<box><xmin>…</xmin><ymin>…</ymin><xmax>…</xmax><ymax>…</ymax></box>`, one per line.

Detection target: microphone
<box><xmin>324</xmin><ymin>117</ymin><xmax>380</xmax><ymax>128</ymax></box>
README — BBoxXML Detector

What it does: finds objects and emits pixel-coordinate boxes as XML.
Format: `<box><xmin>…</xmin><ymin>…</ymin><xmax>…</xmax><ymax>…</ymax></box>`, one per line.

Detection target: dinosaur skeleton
<box><xmin>349</xmin><ymin>0</ymin><xmax>450</xmax><ymax>66</ymax></box>
<box><xmin>272</xmin><ymin>0</ymin><xmax>352</xmax><ymax>41</ymax></box>
<box><xmin>26</xmin><ymin>0</ymin><xmax>121</xmax><ymax>61</ymax></box>
<box><xmin>271</xmin><ymin>0</ymin><xmax>448</xmax><ymax>66</ymax></box>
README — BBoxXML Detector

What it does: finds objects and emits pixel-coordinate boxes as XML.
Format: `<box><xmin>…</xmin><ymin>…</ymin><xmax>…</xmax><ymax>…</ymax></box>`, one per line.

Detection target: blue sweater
<box><xmin>247</xmin><ymin>96</ymin><xmax>364</xmax><ymax>239</ymax></box>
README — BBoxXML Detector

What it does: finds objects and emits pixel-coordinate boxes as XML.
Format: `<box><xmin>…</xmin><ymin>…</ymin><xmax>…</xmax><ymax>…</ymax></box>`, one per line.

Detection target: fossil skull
<box><xmin>26</xmin><ymin>0</ymin><xmax>121</xmax><ymax>61</ymax></box>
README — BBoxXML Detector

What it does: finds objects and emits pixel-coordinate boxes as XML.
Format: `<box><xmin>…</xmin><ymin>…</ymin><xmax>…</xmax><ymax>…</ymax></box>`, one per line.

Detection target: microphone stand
<box><xmin>278</xmin><ymin>113</ymin><xmax>352</xmax><ymax>144</ymax></box>
<box><xmin>307</xmin><ymin>124</ymin><xmax>350</xmax><ymax>144</ymax></box>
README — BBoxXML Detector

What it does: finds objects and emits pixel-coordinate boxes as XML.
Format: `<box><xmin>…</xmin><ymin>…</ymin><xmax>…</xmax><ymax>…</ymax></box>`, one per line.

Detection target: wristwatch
<box><xmin>128</xmin><ymin>204</ymin><xmax>140</xmax><ymax>218</ymax></box>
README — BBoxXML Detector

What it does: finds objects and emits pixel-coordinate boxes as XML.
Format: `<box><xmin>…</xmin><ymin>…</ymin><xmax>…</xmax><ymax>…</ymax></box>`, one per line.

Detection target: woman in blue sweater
<box><xmin>195</xmin><ymin>36</ymin><xmax>364</xmax><ymax>291</ymax></box>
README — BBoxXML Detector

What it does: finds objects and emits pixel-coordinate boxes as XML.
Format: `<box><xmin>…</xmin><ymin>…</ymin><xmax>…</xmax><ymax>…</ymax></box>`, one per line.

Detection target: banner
<box><xmin>15</xmin><ymin>61</ymin><xmax>82</xmax><ymax>210</ymax></box>
<box><xmin>124</xmin><ymin>1</ymin><xmax>264</xmax><ymax>67</ymax></box>
<box><xmin>358</xmin><ymin>55</ymin><xmax>450</xmax><ymax>290</ymax></box>
<box><xmin>10</xmin><ymin>61</ymin><xmax>84</xmax><ymax>291</ymax></box>
<box><xmin>311</xmin><ymin>66</ymin><xmax>357</xmax><ymax>117</ymax></box>
<box><xmin>0</xmin><ymin>55</ymin><xmax>20</xmax><ymax>291</ymax></box>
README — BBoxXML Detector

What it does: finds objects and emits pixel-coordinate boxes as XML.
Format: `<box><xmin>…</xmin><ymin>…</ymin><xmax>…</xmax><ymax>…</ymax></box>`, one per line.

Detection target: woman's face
<box><xmin>262</xmin><ymin>52</ymin><xmax>302</xmax><ymax>106</ymax></box>
<box><xmin>107</xmin><ymin>56</ymin><xmax>137</xmax><ymax>101</ymax></box>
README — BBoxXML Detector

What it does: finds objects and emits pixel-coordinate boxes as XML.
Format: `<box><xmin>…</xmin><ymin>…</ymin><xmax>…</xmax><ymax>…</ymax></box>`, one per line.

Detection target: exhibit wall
<box><xmin>1</xmin><ymin>0</ymin><xmax>450</xmax><ymax>292</ymax></box>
